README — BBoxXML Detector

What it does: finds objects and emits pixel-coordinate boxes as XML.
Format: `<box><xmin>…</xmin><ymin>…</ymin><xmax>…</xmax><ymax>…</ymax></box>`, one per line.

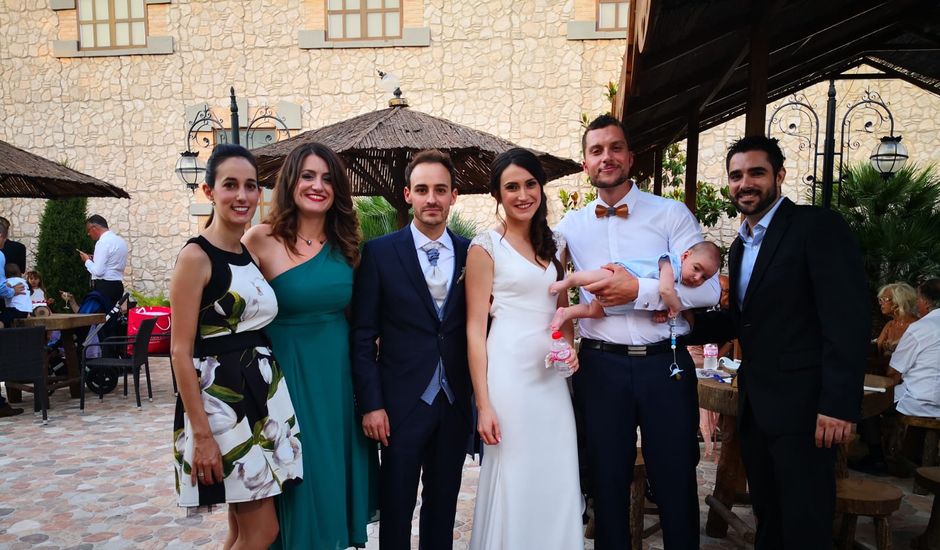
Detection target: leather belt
<box><xmin>580</xmin><ymin>337</ymin><xmax>676</xmax><ymax>357</ymax></box>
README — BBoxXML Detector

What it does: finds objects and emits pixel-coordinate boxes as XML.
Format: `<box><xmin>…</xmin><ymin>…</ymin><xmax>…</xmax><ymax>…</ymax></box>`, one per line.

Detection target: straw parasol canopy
<box><xmin>253</xmin><ymin>104</ymin><xmax>582</xmax><ymax>224</ymax></box>
<box><xmin>0</xmin><ymin>139</ymin><xmax>130</xmax><ymax>199</ymax></box>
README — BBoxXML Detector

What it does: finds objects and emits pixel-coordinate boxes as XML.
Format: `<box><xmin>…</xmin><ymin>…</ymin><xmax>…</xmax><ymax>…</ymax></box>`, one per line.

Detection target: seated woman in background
<box><xmin>876</xmin><ymin>282</ymin><xmax>919</xmax><ymax>356</ymax></box>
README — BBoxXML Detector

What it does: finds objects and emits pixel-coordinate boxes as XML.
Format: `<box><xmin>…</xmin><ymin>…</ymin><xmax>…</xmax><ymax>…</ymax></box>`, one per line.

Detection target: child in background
<box><xmin>26</xmin><ymin>270</ymin><xmax>48</xmax><ymax>307</ymax></box>
<box><xmin>2</xmin><ymin>263</ymin><xmax>33</xmax><ymax>326</ymax></box>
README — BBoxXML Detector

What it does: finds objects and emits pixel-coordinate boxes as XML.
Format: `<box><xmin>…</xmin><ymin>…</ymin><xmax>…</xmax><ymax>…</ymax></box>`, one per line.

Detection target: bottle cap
<box><xmin>551</xmin><ymin>331</ymin><xmax>563</xmax><ymax>339</ymax></box>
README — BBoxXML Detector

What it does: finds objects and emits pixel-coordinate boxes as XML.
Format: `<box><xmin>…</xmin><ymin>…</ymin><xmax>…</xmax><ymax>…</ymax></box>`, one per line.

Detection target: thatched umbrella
<box><xmin>0</xmin><ymin>139</ymin><xmax>130</xmax><ymax>199</ymax></box>
<box><xmin>253</xmin><ymin>102</ymin><xmax>582</xmax><ymax>226</ymax></box>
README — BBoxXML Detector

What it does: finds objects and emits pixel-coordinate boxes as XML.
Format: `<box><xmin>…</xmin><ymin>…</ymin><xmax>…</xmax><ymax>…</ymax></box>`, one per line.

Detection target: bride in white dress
<box><xmin>466</xmin><ymin>148</ymin><xmax>584</xmax><ymax>549</ymax></box>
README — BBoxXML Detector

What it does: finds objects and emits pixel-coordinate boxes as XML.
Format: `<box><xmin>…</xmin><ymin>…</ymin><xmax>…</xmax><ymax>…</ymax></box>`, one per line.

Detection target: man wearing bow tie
<box><xmin>351</xmin><ymin>149</ymin><xmax>473</xmax><ymax>550</ymax></box>
<box><xmin>555</xmin><ymin>114</ymin><xmax>720</xmax><ymax>549</ymax></box>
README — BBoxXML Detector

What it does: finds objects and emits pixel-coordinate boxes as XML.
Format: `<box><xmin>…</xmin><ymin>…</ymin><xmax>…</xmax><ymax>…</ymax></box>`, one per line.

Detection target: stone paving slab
<box><xmin>0</xmin><ymin>359</ymin><xmax>932</xmax><ymax>549</ymax></box>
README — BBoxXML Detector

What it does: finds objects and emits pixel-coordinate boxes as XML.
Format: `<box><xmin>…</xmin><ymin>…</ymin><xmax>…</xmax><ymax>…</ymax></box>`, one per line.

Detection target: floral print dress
<box><xmin>173</xmin><ymin>236</ymin><xmax>303</xmax><ymax>507</ymax></box>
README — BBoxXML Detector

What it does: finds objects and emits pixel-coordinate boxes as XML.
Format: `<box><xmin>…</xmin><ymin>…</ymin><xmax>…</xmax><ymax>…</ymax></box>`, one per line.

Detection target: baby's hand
<box><xmin>652</xmin><ymin>310</ymin><xmax>669</xmax><ymax>323</ymax></box>
<box><xmin>548</xmin><ymin>280</ymin><xmax>567</xmax><ymax>296</ymax></box>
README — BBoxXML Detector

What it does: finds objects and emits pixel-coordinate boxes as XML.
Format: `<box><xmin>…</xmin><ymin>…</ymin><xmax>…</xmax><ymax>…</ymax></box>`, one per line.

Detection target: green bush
<box><xmin>34</xmin><ymin>198</ymin><xmax>94</xmax><ymax>312</ymax></box>
<box><xmin>129</xmin><ymin>289</ymin><xmax>170</xmax><ymax>307</ymax></box>
<box><xmin>828</xmin><ymin>163</ymin><xmax>940</xmax><ymax>304</ymax></box>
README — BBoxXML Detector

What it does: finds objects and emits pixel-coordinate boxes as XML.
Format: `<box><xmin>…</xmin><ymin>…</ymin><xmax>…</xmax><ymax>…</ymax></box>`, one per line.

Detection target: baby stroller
<box><xmin>80</xmin><ymin>292</ymin><xmax>129</xmax><ymax>397</ymax></box>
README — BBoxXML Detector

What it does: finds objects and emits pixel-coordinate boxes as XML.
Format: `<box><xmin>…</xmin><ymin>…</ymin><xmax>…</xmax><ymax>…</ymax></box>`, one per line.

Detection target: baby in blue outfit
<box><xmin>550</xmin><ymin>241</ymin><xmax>721</xmax><ymax>330</ymax></box>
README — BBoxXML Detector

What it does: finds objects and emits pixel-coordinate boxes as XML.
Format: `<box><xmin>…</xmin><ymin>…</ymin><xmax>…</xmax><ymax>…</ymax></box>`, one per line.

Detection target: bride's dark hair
<box><xmin>489</xmin><ymin>148</ymin><xmax>562</xmax><ymax>280</ymax></box>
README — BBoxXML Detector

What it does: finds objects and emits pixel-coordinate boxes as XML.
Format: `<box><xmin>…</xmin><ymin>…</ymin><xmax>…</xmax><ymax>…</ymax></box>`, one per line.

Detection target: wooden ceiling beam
<box><xmin>640</xmin><ymin>20</ymin><xmax>750</xmax><ymax>73</ymax></box>
<box><xmin>702</xmin><ymin>21</ymin><xmax>902</xmax><ymax>121</ymax></box>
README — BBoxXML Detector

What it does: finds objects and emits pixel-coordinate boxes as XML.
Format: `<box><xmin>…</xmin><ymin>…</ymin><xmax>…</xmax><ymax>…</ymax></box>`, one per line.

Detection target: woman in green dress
<box><xmin>244</xmin><ymin>142</ymin><xmax>378</xmax><ymax>549</ymax></box>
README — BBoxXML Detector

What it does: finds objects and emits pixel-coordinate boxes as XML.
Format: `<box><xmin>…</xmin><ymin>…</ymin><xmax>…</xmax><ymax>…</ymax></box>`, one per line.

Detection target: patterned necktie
<box><xmin>595</xmin><ymin>204</ymin><xmax>629</xmax><ymax>218</ymax></box>
<box><xmin>421</xmin><ymin>242</ymin><xmax>448</xmax><ymax>309</ymax></box>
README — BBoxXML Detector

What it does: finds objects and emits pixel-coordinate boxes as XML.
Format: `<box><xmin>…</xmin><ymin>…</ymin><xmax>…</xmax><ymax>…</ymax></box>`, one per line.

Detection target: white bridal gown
<box><xmin>469</xmin><ymin>230</ymin><xmax>583</xmax><ymax>550</ymax></box>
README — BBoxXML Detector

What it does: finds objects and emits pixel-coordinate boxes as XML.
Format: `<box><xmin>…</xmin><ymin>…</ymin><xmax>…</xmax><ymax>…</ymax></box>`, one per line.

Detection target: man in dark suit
<box><xmin>692</xmin><ymin>136</ymin><xmax>870</xmax><ymax>549</ymax></box>
<box><xmin>351</xmin><ymin>149</ymin><xmax>473</xmax><ymax>550</ymax></box>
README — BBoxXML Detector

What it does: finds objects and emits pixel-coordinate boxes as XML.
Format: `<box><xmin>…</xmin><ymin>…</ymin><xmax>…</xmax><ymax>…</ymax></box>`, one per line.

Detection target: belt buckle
<box><xmin>626</xmin><ymin>345</ymin><xmax>647</xmax><ymax>357</ymax></box>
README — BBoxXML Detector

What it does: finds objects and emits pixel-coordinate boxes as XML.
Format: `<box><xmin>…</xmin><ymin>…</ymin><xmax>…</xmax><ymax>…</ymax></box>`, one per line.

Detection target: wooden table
<box><xmin>697</xmin><ymin>373</ymin><xmax>896</xmax><ymax>542</ymax></box>
<box><xmin>11</xmin><ymin>313</ymin><xmax>106</xmax><ymax>399</ymax></box>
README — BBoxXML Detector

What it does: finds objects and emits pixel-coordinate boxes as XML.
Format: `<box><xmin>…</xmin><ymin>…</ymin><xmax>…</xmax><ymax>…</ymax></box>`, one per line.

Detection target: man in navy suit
<box><xmin>351</xmin><ymin>149</ymin><xmax>473</xmax><ymax>550</ymax></box>
<box><xmin>692</xmin><ymin>136</ymin><xmax>869</xmax><ymax>548</ymax></box>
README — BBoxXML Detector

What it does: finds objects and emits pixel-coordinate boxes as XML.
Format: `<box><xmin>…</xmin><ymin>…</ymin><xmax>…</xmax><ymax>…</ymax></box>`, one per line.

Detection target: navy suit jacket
<box><xmin>691</xmin><ymin>198</ymin><xmax>870</xmax><ymax>434</ymax></box>
<box><xmin>350</xmin><ymin>227</ymin><xmax>473</xmax><ymax>430</ymax></box>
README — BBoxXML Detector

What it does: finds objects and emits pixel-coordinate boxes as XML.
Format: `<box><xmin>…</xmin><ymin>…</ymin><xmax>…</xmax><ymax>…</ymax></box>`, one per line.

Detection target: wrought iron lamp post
<box><xmin>869</xmin><ymin>136</ymin><xmax>909</xmax><ymax>179</ymax></box>
<box><xmin>175</xmin><ymin>87</ymin><xmax>288</xmax><ymax>192</ymax></box>
<box><xmin>768</xmin><ymin>77</ymin><xmax>910</xmax><ymax>209</ymax></box>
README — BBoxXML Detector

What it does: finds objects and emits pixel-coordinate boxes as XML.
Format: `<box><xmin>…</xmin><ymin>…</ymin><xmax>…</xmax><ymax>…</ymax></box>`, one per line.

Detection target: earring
<box><xmin>211</xmin><ymin>201</ymin><xmax>215</xmax><ymax>206</ymax></box>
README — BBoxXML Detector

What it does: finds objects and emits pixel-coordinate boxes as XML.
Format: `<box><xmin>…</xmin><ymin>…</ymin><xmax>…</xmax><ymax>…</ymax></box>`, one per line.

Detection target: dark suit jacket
<box><xmin>350</xmin><ymin>227</ymin><xmax>473</xmax><ymax>430</ymax></box>
<box><xmin>692</xmin><ymin>198</ymin><xmax>870</xmax><ymax>435</ymax></box>
<box><xmin>0</xmin><ymin>240</ymin><xmax>26</xmax><ymax>273</ymax></box>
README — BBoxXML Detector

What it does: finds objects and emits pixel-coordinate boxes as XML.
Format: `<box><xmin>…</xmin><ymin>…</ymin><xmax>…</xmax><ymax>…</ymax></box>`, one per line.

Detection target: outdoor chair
<box><xmin>146</xmin><ymin>332</ymin><xmax>177</xmax><ymax>395</ymax></box>
<box><xmin>80</xmin><ymin>316</ymin><xmax>156</xmax><ymax>413</ymax></box>
<box><xmin>0</xmin><ymin>326</ymin><xmax>49</xmax><ymax>424</ymax></box>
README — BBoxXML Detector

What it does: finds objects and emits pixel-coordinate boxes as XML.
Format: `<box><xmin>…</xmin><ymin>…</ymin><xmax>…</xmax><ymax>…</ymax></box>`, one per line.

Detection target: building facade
<box><xmin>2</xmin><ymin>1</ymin><xmax>938</xmax><ymax>294</ymax></box>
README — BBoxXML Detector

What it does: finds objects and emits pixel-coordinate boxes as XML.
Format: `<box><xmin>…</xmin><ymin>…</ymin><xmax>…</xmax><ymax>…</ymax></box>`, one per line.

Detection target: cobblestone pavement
<box><xmin>0</xmin><ymin>359</ymin><xmax>932</xmax><ymax>549</ymax></box>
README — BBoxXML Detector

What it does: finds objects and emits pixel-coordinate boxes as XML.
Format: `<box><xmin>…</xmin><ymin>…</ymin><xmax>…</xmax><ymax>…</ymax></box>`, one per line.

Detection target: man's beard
<box><xmin>732</xmin><ymin>186</ymin><xmax>779</xmax><ymax>216</ymax></box>
<box><xmin>590</xmin><ymin>172</ymin><xmax>630</xmax><ymax>190</ymax></box>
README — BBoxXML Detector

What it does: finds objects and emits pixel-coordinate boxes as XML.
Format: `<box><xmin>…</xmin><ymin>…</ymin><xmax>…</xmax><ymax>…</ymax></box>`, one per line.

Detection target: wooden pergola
<box><xmin>614</xmin><ymin>0</ymin><xmax>940</xmax><ymax>211</ymax></box>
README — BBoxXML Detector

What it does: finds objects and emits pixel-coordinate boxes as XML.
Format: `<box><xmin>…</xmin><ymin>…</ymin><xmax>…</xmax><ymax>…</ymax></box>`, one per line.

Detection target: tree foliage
<box><xmin>34</xmin><ymin>198</ymin><xmax>94</xmax><ymax>311</ymax></box>
<box><xmin>354</xmin><ymin>196</ymin><xmax>479</xmax><ymax>242</ymax></box>
<box><xmin>829</xmin><ymin>163</ymin><xmax>940</xmax><ymax>300</ymax></box>
<box><xmin>646</xmin><ymin>143</ymin><xmax>738</xmax><ymax>228</ymax></box>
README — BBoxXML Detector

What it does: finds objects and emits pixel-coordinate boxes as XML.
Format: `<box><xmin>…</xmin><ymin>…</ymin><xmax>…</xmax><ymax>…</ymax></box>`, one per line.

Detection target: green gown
<box><xmin>267</xmin><ymin>244</ymin><xmax>378</xmax><ymax>549</ymax></box>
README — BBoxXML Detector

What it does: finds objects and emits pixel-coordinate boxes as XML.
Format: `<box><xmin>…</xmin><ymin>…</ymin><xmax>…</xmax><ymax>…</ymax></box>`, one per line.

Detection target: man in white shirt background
<box><xmin>78</xmin><ymin>214</ymin><xmax>128</xmax><ymax>309</ymax></box>
<box><xmin>556</xmin><ymin>114</ymin><xmax>719</xmax><ymax>549</ymax></box>
<box><xmin>890</xmin><ymin>278</ymin><xmax>940</xmax><ymax>419</ymax></box>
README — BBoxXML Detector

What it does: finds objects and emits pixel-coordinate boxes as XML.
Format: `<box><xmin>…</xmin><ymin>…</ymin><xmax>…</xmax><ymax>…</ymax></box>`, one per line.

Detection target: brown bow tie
<box><xmin>595</xmin><ymin>204</ymin><xmax>629</xmax><ymax>219</ymax></box>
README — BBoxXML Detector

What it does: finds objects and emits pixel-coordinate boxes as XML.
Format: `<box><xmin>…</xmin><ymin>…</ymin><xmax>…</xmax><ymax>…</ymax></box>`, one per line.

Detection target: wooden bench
<box><xmin>901</xmin><ymin>415</ymin><xmax>940</xmax><ymax>495</ymax></box>
<box><xmin>913</xmin><ymin>467</ymin><xmax>940</xmax><ymax>550</ymax></box>
<box><xmin>835</xmin><ymin>477</ymin><xmax>903</xmax><ymax>550</ymax></box>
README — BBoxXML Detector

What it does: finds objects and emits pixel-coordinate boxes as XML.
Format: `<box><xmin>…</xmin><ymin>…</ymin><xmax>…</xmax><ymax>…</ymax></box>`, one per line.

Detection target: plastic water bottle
<box><xmin>550</xmin><ymin>331</ymin><xmax>574</xmax><ymax>378</ymax></box>
<box><xmin>704</xmin><ymin>343</ymin><xmax>719</xmax><ymax>370</ymax></box>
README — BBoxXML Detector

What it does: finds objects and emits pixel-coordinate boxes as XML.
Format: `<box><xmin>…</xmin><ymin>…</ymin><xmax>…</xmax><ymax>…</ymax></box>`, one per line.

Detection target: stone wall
<box><xmin>2</xmin><ymin>2</ymin><xmax>938</xmax><ymax>295</ymax></box>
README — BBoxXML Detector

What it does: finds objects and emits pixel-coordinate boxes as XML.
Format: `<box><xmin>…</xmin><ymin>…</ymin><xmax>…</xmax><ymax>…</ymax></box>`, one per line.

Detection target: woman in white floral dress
<box><xmin>170</xmin><ymin>144</ymin><xmax>302</xmax><ymax>549</ymax></box>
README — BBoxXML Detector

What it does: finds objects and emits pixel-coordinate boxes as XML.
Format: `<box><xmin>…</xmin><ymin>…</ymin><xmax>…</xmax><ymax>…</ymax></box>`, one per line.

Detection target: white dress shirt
<box><xmin>556</xmin><ymin>184</ymin><xmax>720</xmax><ymax>345</ymax></box>
<box><xmin>891</xmin><ymin>308</ymin><xmax>940</xmax><ymax>418</ymax></box>
<box><xmin>410</xmin><ymin>222</ymin><xmax>455</xmax><ymax>296</ymax></box>
<box><xmin>736</xmin><ymin>196</ymin><xmax>785</xmax><ymax>310</ymax></box>
<box><xmin>4</xmin><ymin>276</ymin><xmax>32</xmax><ymax>313</ymax></box>
<box><xmin>84</xmin><ymin>230</ymin><xmax>128</xmax><ymax>282</ymax></box>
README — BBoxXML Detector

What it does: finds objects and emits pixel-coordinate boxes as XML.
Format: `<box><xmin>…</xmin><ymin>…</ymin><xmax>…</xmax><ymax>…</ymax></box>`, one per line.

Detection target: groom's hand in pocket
<box><xmin>363</xmin><ymin>409</ymin><xmax>390</xmax><ymax>446</ymax></box>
